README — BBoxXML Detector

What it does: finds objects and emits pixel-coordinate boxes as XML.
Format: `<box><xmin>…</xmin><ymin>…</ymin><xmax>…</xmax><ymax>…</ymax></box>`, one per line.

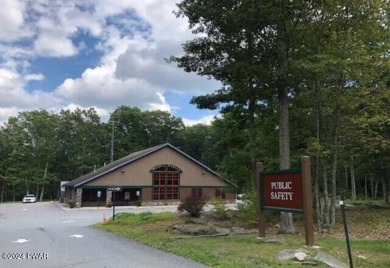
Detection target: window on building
<box><xmin>215</xmin><ymin>188</ymin><xmax>225</xmax><ymax>199</ymax></box>
<box><xmin>152</xmin><ymin>165</ymin><xmax>180</xmax><ymax>200</ymax></box>
<box><xmin>191</xmin><ymin>188</ymin><xmax>203</xmax><ymax>199</ymax></box>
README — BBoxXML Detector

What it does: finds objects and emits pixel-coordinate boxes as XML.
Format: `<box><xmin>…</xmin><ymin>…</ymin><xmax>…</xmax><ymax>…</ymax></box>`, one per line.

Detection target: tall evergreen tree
<box><xmin>170</xmin><ymin>0</ymin><xmax>389</xmax><ymax>231</ymax></box>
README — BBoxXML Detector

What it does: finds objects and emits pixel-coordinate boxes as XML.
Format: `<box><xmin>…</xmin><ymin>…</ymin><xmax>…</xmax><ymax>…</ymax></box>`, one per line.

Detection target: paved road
<box><xmin>0</xmin><ymin>202</ymin><xmax>208</xmax><ymax>268</ymax></box>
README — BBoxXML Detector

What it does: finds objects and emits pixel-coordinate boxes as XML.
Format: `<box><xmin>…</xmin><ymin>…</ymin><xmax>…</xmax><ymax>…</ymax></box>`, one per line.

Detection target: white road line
<box><xmin>13</xmin><ymin>239</ymin><xmax>30</xmax><ymax>243</ymax></box>
<box><xmin>70</xmin><ymin>234</ymin><xmax>83</xmax><ymax>238</ymax></box>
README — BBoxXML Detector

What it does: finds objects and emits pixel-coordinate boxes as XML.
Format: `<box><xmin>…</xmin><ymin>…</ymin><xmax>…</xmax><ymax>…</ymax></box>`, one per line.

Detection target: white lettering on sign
<box><xmin>270</xmin><ymin>191</ymin><xmax>294</xmax><ymax>200</ymax></box>
<box><xmin>270</xmin><ymin>181</ymin><xmax>294</xmax><ymax>200</ymax></box>
<box><xmin>270</xmin><ymin>181</ymin><xmax>292</xmax><ymax>190</ymax></box>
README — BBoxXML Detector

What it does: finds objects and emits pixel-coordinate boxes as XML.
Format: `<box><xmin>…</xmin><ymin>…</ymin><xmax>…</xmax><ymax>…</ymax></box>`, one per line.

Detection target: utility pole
<box><xmin>110</xmin><ymin>120</ymin><xmax>114</xmax><ymax>163</ymax></box>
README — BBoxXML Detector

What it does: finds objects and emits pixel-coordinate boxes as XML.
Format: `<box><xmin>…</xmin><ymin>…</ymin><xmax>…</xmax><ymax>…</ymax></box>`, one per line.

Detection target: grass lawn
<box><xmin>96</xmin><ymin>203</ymin><xmax>390</xmax><ymax>268</ymax></box>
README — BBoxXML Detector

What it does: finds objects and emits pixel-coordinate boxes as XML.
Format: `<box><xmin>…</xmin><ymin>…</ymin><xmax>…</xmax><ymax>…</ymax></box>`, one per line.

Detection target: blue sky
<box><xmin>0</xmin><ymin>0</ymin><xmax>220</xmax><ymax>125</ymax></box>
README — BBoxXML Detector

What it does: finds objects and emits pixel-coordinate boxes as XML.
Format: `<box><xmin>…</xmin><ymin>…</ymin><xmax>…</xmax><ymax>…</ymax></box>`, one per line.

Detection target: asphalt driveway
<box><xmin>0</xmin><ymin>201</ymin><xmax>209</xmax><ymax>268</ymax></box>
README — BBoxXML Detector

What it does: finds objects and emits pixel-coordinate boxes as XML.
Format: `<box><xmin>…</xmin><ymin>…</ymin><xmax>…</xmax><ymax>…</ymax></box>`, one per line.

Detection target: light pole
<box><xmin>81</xmin><ymin>137</ymin><xmax>86</xmax><ymax>175</ymax></box>
<box><xmin>110</xmin><ymin>120</ymin><xmax>114</xmax><ymax>163</ymax></box>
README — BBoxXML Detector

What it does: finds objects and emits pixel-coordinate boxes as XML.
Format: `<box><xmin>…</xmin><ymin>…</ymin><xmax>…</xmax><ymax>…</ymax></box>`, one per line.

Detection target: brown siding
<box><xmin>202</xmin><ymin>188</ymin><xmax>215</xmax><ymax>200</ymax></box>
<box><xmin>179</xmin><ymin>188</ymin><xmax>191</xmax><ymax>201</ymax></box>
<box><xmin>180</xmin><ymin>187</ymin><xmax>236</xmax><ymax>203</ymax></box>
<box><xmin>225</xmin><ymin>192</ymin><xmax>236</xmax><ymax>203</ymax></box>
<box><xmin>84</xmin><ymin>167</ymin><xmax>149</xmax><ymax>186</ymax></box>
<box><xmin>85</xmin><ymin>147</ymin><xmax>231</xmax><ymax>188</ymax></box>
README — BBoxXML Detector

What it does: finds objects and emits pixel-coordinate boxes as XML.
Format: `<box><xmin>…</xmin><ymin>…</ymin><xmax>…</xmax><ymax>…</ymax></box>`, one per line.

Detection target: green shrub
<box><xmin>210</xmin><ymin>197</ymin><xmax>227</xmax><ymax>220</ymax></box>
<box><xmin>236</xmin><ymin>190</ymin><xmax>258</xmax><ymax>228</ymax></box>
<box><xmin>68</xmin><ymin>200</ymin><xmax>76</xmax><ymax>208</ymax></box>
<box><xmin>177</xmin><ymin>196</ymin><xmax>207</xmax><ymax>217</ymax></box>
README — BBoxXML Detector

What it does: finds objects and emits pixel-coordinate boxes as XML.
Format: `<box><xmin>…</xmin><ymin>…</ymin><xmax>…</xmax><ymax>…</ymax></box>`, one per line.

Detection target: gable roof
<box><xmin>65</xmin><ymin>143</ymin><xmax>236</xmax><ymax>188</ymax></box>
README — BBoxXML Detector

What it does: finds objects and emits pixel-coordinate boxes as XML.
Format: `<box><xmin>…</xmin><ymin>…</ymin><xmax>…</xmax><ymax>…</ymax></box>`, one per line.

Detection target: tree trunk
<box><xmin>278</xmin><ymin>86</ymin><xmax>294</xmax><ymax>233</ymax></box>
<box><xmin>370</xmin><ymin>176</ymin><xmax>374</xmax><ymax>199</ymax></box>
<box><xmin>40</xmin><ymin>185</ymin><xmax>45</xmax><ymax>202</ymax></box>
<box><xmin>249</xmin><ymin>101</ymin><xmax>257</xmax><ymax>189</ymax></box>
<box><xmin>323</xmin><ymin>166</ymin><xmax>330</xmax><ymax>227</ymax></box>
<box><xmin>344</xmin><ymin>165</ymin><xmax>349</xmax><ymax>192</ymax></box>
<box><xmin>278</xmin><ymin>89</ymin><xmax>290</xmax><ymax>169</ymax></box>
<box><xmin>0</xmin><ymin>169</ymin><xmax>7</xmax><ymax>203</ymax></box>
<box><xmin>374</xmin><ymin>180</ymin><xmax>378</xmax><ymax>199</ymax></box>
<box><xmin>380</xmin><ymin>153</ymin><xmax>389</xmax><ymax>203</ymax></box>
<box><xmin>276</xmin><ymin>8</ymin><xmax>294</xmax><ymax>234</ymax></box>
<box><xmin>364</xmin><ymin>175</ymin><xmax>368</xmax><ymax>199</ymax></box>
<box><xmin>381</xmin><ymin>177</ymin><xmax>387</xmax><ymax>203</ymax></box>
<box><xmin>351</xmin><ymin>156</ymin><xmax>356</xmax><ymax>200</ymax></box>
<box><xmin>315</xmin><ymin>81</ymin><xmax>323</xmax><ymax>231</ymax></box>
<box><xmin>12</xmin><ymin>184</ymin><xmax>16</xmax><ymax>202</ymax></box>
<box><xmin>386</xmin><ymin>166</ymin><xmax>390</xmax><ymax>204</ymax></box>
<box><xmin>40</xmin><ymin>162</ymin><xmax>48</xmax><ymax>202</ymax></box>
<box><xmin>329</xmin><ymin>104</ymin><xmax>340</xmax><ymax>226</ymax></box>
<box><xmin>314</xmin><ymin>164</ymin><xmax>322</xmax><ymax>231</ymax></box>
<box><xmin>1</xmin><ymin>183</ymin><xmax>4</xmax><ymax>203</ymax></box>
<box><xmin>248</xmin><ymin>100</ymin><xmax>256</xmax><ymax>188</ymax></box>
<box><xmin>245</xmin><ymin>32</ymin><xmax>257</xmax><ymax>188</ymax></box>
<box><xmin>382</xmin><ymin>168</ymin><xmax>389</xmax><ymax>204</ymax></box>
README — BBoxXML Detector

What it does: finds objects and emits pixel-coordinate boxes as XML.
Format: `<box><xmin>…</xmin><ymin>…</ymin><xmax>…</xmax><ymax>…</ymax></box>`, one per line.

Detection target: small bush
<box><xmin>177</xmin><ymin>196</ymin><xmax>207</xmax><ymax>217</ymax></box>
<box><xmin>68</xmin><ymin>200</ymin><xmax>76</xmax><ymax>208</ymax></box>
<box><xmin>210</xmin><ymin>197</ymin><xmax>227</xmax><ymax>220</ymax></box>
<box><xmin>236</xmin><ymin>190</ymin><xmax>258</xmax><ymax>228</ymax></box>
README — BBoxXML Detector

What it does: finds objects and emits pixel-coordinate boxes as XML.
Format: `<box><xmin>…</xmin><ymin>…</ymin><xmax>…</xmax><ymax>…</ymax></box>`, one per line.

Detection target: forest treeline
<box><xmin>0</xmin><ymin>98</ymin><xmax>388</xmax><ymax>204</ymax></box>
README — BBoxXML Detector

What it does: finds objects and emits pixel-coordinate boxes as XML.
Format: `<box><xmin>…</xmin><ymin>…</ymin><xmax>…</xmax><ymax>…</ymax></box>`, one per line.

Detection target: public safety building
<box><xmin>64</xmin><ymin>143</ymin><xmax>236</xmax><ymax>208</ymax></box>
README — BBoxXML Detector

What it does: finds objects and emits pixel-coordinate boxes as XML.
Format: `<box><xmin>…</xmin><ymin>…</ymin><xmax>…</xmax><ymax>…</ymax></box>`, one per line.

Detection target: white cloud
<box><xmin>24</xmin><ymin>73</ymin><xmax>44</xmax><ymax>81</ymax></box>
<box><xmin>54</xmin><ymin>64</ymin><xmax>165</xmax><ymax>110</ymax></box>
<box><xmin>114</xmin><ymin>38</ymin><xmax>219</xmax><ymax>94</ymax></box>
<box><xmin>59</xmin><ymin>102</ymin><xmax>111</xmax><ymax>122</ymax></box>
<box><xmin>34</xmin><ymin>32</ymin><xmax>79</xmax><ymax>58</ymax></box>
<box><xmin>0</xmin><ymin>0</ymin><xmax>219</xmax><ymax>125</ymax></box>
<box><xmin>52</xmin><ymin>0</ymin><xmax>218</xmax><ymax>118</ymax></box>
<box><xmin>0</xmin><ymin>0</ymin><xmax>30</xmax><ymax>42</ymax></box>
<box><xmin>0</xmin><ymin>107</ymin><xmax>21</xmax><ymax>124</ymax></box>
<box><xmin>149</xmin><ymin>92</ymin><xmax>171</xmax><ymax>113</ymax></box>
<box><xmin>182</xmin><ymin>115</ymin><xmax>217</xmax><ymax>126</ymax></box>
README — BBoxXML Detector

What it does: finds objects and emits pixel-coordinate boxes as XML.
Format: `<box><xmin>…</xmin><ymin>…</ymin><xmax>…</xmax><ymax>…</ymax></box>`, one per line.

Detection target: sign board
<box><xmin>257</xmin><ymin>157</ymin><xmax>314</xmax><ymax>246</ymax></box>
<box><xmin>260</xmin><ymin>170</ymin><xmax>303</xmax><ymax>213</ymax></box>
<box><xmin>107</xmin><ymin>186</ymin><xmax>122</xmax><ymax>192</ymax></box>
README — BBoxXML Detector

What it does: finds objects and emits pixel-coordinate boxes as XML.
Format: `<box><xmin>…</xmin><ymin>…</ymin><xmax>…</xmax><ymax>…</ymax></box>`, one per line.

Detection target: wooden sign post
<box><xmin>256</xmin><ymin>162</ymin><xmax>266</xmax><ymax>238</ymax></box>
<box><xmin>301</xmin><ymin>156</ymin><xmax>314</xmax><ymax>246</ymax></box>
<box><xmin>257</xmin><ymin>156</ymin><xmax>314</xmax><ymax>246</ymax></box>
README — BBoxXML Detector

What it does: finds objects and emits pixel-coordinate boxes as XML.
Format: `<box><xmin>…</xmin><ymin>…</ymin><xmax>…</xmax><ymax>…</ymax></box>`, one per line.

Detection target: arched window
<box><xmin>152</xmin><ymin>164</ymin><xmax>180</xmax><ymax>200</ymax></box>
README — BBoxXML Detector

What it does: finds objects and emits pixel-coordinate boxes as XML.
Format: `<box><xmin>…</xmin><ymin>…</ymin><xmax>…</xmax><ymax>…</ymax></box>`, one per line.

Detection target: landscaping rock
<box><xmin>294</xmin><ymin>251</ymin><xmax>307</xmax><ymax>261</ymax></box>
<box><xmin>194</xmin><ymin>227</ymin><xmax>218</xmax><ymax>236</ymax></box>
<box><xmin>215</xmin><ymin>227</ymin><xmax>231</xmax><ymax>235</ymax></box>
<box><xmin>315</xmin><ymin>251</ymin><xmax>349</xmax><ymax>268</ymax></box>
<box><xmin>171</xmin><ymin>224</ymin><xmax>219</xmax><ymax>236</ymax></box>
<box><xmin>275</xmin><ymin>249</ymin><xmax>308</xmax><ymax>261</ymax></box>
<box><xmin>172</xmin><ymin>224</ymin><xmax>193</xmax><ymax>235</ymax></box>
<box><xmin>231</xmin><ymin>227</ymin><xmax>246</xmax><ymax>234</ymax></box>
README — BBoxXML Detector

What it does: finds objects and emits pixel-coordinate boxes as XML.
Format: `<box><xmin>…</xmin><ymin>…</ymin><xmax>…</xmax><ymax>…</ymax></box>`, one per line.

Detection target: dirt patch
<box><xmin>327</xmin><ymin>206</ymin><xmax>390</xmax><ymax>240</ymax></box>
<box><xmin>294</xmin><ymin>206</ymin><xmax>390</xmax><ymax>240</ymax></box>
